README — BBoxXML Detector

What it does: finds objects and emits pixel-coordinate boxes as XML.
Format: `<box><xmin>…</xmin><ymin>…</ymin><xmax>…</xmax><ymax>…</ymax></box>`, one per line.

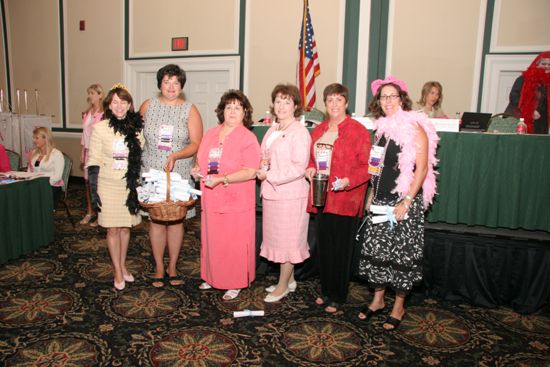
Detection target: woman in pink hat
<box><xmin>357</xmin><ymin>76</ymin><xmax>439</xmax><ymax>330</ymax></box>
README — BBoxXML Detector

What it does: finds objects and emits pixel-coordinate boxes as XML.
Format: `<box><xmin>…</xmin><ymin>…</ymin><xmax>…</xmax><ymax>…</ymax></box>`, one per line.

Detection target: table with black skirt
<box><xmin>252</xmin><ymin>126</ymin><xmax>550</xmax><ymax>313</ymax></box>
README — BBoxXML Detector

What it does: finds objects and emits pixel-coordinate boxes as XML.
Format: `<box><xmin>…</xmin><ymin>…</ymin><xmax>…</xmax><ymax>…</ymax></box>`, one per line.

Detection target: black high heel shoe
<box><xmin>358</xmin><ymin>306</ymin><xmax>385</xmax><ymax>321</ymax></box>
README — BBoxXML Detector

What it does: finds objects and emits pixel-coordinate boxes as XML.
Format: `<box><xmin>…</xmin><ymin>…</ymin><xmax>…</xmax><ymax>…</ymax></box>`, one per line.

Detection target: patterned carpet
<box><xmin>0</xmin><ymin>182</ymin><xmax>549</xmax><ymax>366</ymax></box>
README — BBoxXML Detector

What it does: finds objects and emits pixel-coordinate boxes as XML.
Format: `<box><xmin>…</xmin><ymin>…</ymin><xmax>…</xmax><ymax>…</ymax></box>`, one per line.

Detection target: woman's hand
<box><xmin>393</xmin><ymin>200</ymin><xmax>410</xmax><ymax>221</ymax></box>
<box><xmin>256</xmin><ymin>170</ymin><xmax>267</xmax><ymax>181</ymax></box>
<box><xmin>534</xmin><ymin>110</ymin><xmax>541</xmax><ymax>120</ymax></box>
<box><xmin>204</xmin><ymin>175</ymin><xmax>222</xmax><ymax>188</ymax></box>
<box><xmin>191</xmin><ymin>165</ymin><xmax>202</xmax><ymax>180</ymax></box>
<box><xmin>163</xmin><ymin>154</ymin><xmax>176</xmax><ymax>172</ymax></box>
<box><xmin>305</xmin><ymin>167</ymin><xmax>316</xmax><ymax>181</ymax></box>
<box><xmin>332</xmin><ymin>177</ymin><xmax>350</xmax><ymax>191</ymax></box>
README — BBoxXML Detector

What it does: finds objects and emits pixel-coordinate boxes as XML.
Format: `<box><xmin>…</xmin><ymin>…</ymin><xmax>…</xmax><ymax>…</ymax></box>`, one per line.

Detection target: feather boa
<box><xmin>109</xmin><ymin>112</ymin><xmax>143</xmax><ymax>214</ymax></box>
<box><xmin>518</xmin><ymin>51</ymin><xmax>550</xmax><ymax>133</ymax></box>
<box><xmin>374</xmin><ymin>108</ymin><xmax>439</xmax><ymax>209</ymax></box>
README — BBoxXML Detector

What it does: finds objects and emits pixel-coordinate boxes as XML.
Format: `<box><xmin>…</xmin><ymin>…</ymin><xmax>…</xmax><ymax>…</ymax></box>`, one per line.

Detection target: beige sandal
<box><xmin>222</xmin><ymin>289</ymin><xmax>241</xmax><ymax>300</ymax></box>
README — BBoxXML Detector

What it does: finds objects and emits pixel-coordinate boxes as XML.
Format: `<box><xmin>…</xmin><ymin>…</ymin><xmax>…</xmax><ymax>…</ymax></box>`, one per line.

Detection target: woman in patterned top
<box><xmin>139</xmin><ymin>64</ymin><xmax>203</xmax><ymax>288</ymax></box>
<box><xmin>357</xmin><ymin>76</ymin><xmax>439</xmax><ymax>330</ymax></box>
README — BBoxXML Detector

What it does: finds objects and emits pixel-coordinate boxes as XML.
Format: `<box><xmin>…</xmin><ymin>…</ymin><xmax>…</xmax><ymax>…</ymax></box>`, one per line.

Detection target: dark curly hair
<box><xmin>269</xmin><ymin>84</ymin><xmax>303</xmax><ymax>118</ymax></box>
<box><xmin>215</xmin><ymin>89</ymin><xmax>254</xmax><ymax>127</ymax></box>
<box><xmin>369</xmin><ymin>83</ymin><xmax>412</xmax><ymax>119</ymax></box>
<box><xmin>156</xmin><ymin>64</ymin><xmax>186</xmax><ymax>89</ymax></box>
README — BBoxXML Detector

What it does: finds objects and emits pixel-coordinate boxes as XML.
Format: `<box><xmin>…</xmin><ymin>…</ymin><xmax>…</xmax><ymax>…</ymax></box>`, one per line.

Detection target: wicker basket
<box><xmin>140</xmin><ymin>170</ymin><xmax>195</xmax><ymax>222</ymax></box>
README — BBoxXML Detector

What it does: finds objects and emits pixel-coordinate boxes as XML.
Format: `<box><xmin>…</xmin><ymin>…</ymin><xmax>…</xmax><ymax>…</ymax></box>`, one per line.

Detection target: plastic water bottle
<box><xmin>516</xmin><ymin>118</ymin><xmax>527</xmax><ymax>134</ymax></box>
<box><xmin>263</xmin><ymin>111</ymin><xmax>272</xmax><ymax>125</ymax></box>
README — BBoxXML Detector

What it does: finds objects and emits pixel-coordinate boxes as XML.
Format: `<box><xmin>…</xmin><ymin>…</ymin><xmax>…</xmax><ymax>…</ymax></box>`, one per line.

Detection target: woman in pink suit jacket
<box><xmin>257</xmin><ymin>84</ymin><xmax>311</xmax><ymax>303</ymax></box>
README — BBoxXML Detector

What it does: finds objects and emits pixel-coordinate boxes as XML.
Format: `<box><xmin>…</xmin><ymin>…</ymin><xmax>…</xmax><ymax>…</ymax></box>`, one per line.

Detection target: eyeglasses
<box><xmin>379</xmin><ymin>94</ymin><xmax>399</xmax><ymax>102</ymax></box>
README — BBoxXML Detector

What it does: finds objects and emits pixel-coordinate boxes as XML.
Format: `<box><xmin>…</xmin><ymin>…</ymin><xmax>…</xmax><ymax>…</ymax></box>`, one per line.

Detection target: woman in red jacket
<box><xmin>305</xmin><ymin>83</ymin><xmax>371</xmax><ymax>313</ymax></box>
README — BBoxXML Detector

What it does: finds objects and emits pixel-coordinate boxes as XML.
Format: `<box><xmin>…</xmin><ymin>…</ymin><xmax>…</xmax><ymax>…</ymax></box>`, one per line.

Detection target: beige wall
<box><xmin>130</xmin><ymin>0</ymin><xmax>238</xmax><ymax>56</ymax></box>
<box><xmin>65</xmin><ymin>0</ymin><xmax>124</xmax><ymax>128</ymax></box>
<box><xmin>390</xmin><ymin>0</ymin><xmax>484</xmax><ymax>117</ymax></box>
<box><xmin>7</xmin><ymin>0</ymin><xmax>61</xmax><ymax>122</ymax></box>
<box><xmin>3</xmin><ymin>0</ymin><xmax>547</xmax><ymax>177</ymax></box>
<box><xmin>245</xmin><ymin>0</ymin><xmax>343</xmax><ymax>119</ymax></box>
<box><xmin>497</xmin><ymin>0</ymin><xmax>550</xmax><ymax>47</ymax></box>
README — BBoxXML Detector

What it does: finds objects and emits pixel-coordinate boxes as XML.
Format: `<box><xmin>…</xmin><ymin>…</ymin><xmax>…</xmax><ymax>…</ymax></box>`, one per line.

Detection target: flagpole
<box><xmin>301</xmin><ymin>0</ymin><xmax>308</xmax><ymax>108</ymax></box>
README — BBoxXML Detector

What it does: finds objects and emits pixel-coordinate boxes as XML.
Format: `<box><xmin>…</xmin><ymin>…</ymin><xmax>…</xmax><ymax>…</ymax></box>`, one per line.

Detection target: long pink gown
<box><xmin>197</xmin><ymin>124</ymin><xmax>260</xmax><ymax>289</ymax></box>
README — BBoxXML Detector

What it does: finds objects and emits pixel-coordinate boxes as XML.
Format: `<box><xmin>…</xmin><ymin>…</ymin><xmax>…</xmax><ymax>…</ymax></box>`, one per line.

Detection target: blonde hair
<box><xmin>32</xmin><ymin>127</ymin><xmax>55</xmax><ymax>161</ymax></box>
<box><xmin>86</xmin><ymin>84</ymin><xmax>104</xmax><ymax>113</ymax></box>
<box><xmin>417</xmin><ymin>81</ymin><xmax>443</xmax><ymax>109</ymax></box>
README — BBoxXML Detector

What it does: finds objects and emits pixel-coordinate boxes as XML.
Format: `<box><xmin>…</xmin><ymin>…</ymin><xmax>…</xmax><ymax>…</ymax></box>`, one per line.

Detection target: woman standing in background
<box><xmin>80</xmin><ymin>84</ymin><xmax>104</xmax><ymax>226</ymax></box>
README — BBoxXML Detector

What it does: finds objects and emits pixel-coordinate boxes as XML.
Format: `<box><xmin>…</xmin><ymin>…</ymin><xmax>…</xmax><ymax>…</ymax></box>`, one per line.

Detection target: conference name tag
<box><xmin>368</xmin><ymin>145</ymin><xmax>384</xmax><ymax>176</ymax></box>
<box><xmin>112</xmin><ymin>139</ymin><xmax>129</xmax><ymax>170</ymax></box>
<box><xmin>157</xmin><ymin>125</ymin><xmax>174</xmax><ymax>151</ymax></box>
<box><xmin>207</xmin><ymin>147</ymin><xmax>222</xmax><ymax>174</ymax></box>
<box><xmin>316</xmin><ymin>148</ymin><xmax>331</xmax><ymax>173</ymax></box>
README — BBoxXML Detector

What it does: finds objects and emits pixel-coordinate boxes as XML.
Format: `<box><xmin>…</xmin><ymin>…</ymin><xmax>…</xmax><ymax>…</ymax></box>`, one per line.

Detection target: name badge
<box><xmin>112</xmin><ymin>139</ymin><xmax>128</xmax><ymax>170</ymax></box>
<box><xmin>208</xmin><ymin>147</ymin><xmax>222</xmax><ymax>174</ymax></box>
<box><xmin>316</xmin><ymin>148</ymin><xmax>331</xmax><ymax>173</ymax></box>
<box><xmin>157</xmin><ymin>125</ymin><xmax>174</xmax><ymax>151</ymax></box>
<box><xmin>368</xmin><ymin>145</ymin><xmax>384</xmax><ymax>176</ymax></box>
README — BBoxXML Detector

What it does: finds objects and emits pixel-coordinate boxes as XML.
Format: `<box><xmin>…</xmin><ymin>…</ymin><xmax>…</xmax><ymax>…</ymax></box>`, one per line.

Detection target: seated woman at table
<box><xmin>0</xmin><ymin>144</ymin><xmax>10</xmax><ymax>172</ymax></box>
<box><xmin>27</xmin><ymin>127</ymin><xmax>65</xmax><ymax>206</ymax></box>
<box><xmin>413</xmin><ymin>81</ymin><xmax>447</xmax><ymax>118</ymax></box>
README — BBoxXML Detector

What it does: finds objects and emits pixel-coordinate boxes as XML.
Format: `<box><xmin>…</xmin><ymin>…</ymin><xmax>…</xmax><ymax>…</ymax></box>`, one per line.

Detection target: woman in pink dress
<box><xmin>80</xmin><ymin>84</ymin><xmax>104</xmax><ymax>226</ymax></box>
<box><xmin>193</xmin><ymin>90</ymin><xmax>260</xmax><ymax>300</ymax></box>
<box><xmin>256</xmin><ymin>84</ymin><xmax>311</xmax><ymax>303</ymax></box>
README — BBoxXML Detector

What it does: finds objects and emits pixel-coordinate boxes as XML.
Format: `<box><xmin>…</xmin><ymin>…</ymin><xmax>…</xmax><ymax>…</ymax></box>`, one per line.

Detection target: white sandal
<box><xmin>199</xmin><ymin>282</ymin><xmax>212</xmax><ymax>290</ymax></box>
<box><xmin>222</xmin><ymin>289</ymin><xmax>241</xmax><ymax>300</ymax></box>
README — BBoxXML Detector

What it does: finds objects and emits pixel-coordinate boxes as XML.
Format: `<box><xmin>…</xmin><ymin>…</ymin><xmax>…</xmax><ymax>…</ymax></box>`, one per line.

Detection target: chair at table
<box><xmin>59</xmin><ymin>153</ymin><xmax>75</xmax><ymax>228</ymax></box>
<box><xmin>487</xmin><ymin>113</ymin><xmax>519</xmax><ymax>133</ymax></box>
<box><xmin>6</xmin><ymin>149</ymin><xmax>21</xmax><ymax>171</ymax></box>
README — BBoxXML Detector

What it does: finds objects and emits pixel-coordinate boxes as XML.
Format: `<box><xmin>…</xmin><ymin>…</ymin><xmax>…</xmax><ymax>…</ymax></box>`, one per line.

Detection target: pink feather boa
<box><xmin>374</xmin><ymin>107</ymin><xmax>439</xmax><ymax>209</ymax></box>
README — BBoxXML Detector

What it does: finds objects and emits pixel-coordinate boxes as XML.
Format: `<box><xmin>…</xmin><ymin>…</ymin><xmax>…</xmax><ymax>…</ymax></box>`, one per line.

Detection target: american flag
<box><xmin>297</xmin><ymin>0</ymin><xmax>320</xmax><ymax>111</ymax></box>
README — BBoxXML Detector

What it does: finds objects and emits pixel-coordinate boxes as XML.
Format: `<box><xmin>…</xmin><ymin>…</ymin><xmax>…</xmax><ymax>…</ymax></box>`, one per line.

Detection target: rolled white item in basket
<box><xmin>189</xmin><ymin>188</ymin><xmax>202</xmax><ymax>196</ymax></box>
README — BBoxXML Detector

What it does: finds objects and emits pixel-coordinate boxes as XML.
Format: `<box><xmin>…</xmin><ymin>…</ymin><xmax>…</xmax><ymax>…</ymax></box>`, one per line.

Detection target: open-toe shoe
<box><xmin>198</xmin><ymin>282</ymin><xmax>212</xmax><ymax>290</ymax></box>
<box><xmin>358</xmin><ymin>306</ymin><xmax>385</xmax><ymax>321</ymax></box>
<box><xmin>151</xmin><ymin>275</ymin><xmax>165</xmax><ymax>288</ymax></box>
<box><xmin>166</xmin><ymin>272</ymin><xmax>183</xmax><ymax>286</ymax></box>
<box><xmin>315</xmin><ymin>296</ymin><xmax>331</xmax><ymax>306</ymax></box>
<box><xmin>383</xmin><ymin>313</ymin><xmax>405</xmax><ymax>331</ymax></box>
<box><xmin>324</xmin><ymin>301</ymin><xmax>340</xmax><ymax>314</ymax></box>
<box><xmin>222</xmin><ymin>289</ymin><xmax>241</xmax><ymax>300</ymax></box>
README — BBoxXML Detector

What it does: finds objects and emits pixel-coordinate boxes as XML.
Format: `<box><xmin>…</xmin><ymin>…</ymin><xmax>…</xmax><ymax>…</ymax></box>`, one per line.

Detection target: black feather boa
<box><xmin>108</xmin><ymin>112</ymin><xmax>143</xmax><ymax>215</ymax></box>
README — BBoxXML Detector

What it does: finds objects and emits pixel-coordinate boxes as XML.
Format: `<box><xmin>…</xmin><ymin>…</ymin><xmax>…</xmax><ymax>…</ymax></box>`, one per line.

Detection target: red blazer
<box><xmin>307</xmin><ymin>116</ymin><xmax>371</xmax><ymax>217</ymax></box>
